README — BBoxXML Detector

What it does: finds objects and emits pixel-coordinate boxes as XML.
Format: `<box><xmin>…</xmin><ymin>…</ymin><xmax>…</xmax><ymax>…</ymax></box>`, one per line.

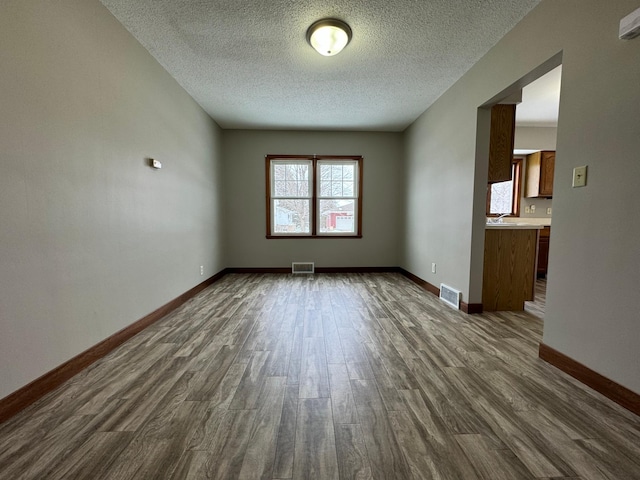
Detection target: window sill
<box><xmin>266</xmin><ymin>235</ymin><xmax>362</xmax><ymax>239</ymax></box>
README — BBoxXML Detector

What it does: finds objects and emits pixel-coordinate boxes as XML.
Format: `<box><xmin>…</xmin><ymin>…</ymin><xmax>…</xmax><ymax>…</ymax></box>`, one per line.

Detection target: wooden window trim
<box><xmin>486</xmin><ymin>158</ymin><xmax>522</xmax><ymax>217</ymax></box>
<box><xmin>266</xmin><ymin>155</ymin><xmax>363</xmax><ymax>239</ymax></box>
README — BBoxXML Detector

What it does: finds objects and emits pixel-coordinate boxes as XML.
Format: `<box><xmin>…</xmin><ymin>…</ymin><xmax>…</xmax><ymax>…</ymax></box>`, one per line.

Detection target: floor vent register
<box><xmin>292</xmin><ymin>262</ymin><xmax>315</xmax><ymax>274</ymax></box>
<box><xmin>439</xmin><ymin>283</ymin><xmax>461</xmax><ymax>309</ymax></box>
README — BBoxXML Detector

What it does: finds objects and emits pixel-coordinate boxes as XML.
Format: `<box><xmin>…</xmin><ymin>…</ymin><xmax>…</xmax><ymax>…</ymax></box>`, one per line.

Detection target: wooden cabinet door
<box><xmin>483</xmin><ymin>228</ymin><xmax>538</xmax><ymax>311</ymax></box>
<box><xmin>539</xmin><ymin>151</ymin><xmax>555</xmax><ymax>196</ymax></box>
<box><xmin>537</xmin><ymin>227</ymin><xmax>551</xmax><ymax>277</ymax></box>
<box><xmin>488</xmin><ymin>104</ymin><xmax>516</xmax><ymax>183</ymax></box>
<box><xmin>525</xmin><ymin>150</ymin><xmax>555</xmax><ymax>198</ymax></box>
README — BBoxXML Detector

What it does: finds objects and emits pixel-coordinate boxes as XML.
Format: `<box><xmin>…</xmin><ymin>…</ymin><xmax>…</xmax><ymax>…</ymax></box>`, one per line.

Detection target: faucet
<box><xmin>487</xmin><ymin>213</ymin><xmax>510</xmax><ymax>224</ymax></box>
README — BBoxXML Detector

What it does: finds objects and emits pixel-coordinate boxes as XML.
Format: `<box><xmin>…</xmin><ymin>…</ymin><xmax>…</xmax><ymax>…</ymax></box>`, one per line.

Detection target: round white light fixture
<box><xmin>306</xmin><ymin>18</ymin><xmax>352</xmax><ymax>56</ymax></box>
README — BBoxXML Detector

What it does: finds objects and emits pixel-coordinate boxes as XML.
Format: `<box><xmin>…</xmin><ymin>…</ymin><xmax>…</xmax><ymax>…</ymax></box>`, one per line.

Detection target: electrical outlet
<box><xmin>547</xmin><ymin>207</ymin><xmax>552</xmax><ymax>215</ymax></box>
<box><xmin>431</xmin><ymin>263</ymin><xmax>437</xmax><ymax>274</ymax></box>
<box><xmin>200</xmin><ymin>266</ymin><xmax>204</xmax><ymax>276</ymax></box>
<box><xmin>525</xmin><ymin>206</ymin><xmax>531</xmax><ymax>214</ymax></box>
<box><xmin>530</xmin><ymin>205</ymin><xmax>536</xmax><ymax>213</ymax></box>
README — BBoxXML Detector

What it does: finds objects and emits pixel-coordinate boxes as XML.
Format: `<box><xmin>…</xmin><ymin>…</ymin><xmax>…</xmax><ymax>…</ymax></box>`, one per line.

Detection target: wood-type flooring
<box><xmin>525</xmin><ymin>279</ymin><xmax>547</xmax><ymax>319</ymax></box>
<box><xmin>1</xmin><ymin>273</ymin><xmax>639</xmax><ymax>479</ymax></box>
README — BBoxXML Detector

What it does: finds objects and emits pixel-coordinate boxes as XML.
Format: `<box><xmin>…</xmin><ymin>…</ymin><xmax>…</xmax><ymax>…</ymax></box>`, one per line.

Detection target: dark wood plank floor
<box><xmin>1</xmin><ymin>273</ymin><xmax>639</xmax><ymax>479</ymax></box>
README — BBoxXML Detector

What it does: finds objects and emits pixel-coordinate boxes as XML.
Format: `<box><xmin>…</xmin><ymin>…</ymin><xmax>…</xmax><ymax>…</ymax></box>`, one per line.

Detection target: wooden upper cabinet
<box><xmin>488</xmin><ymin>104</ymin><xmax>516</xmax><ymax>183</ymax></box>
<box><xmin>525</xmin><ymin>150</ymin><xmax>555</xmax><ymax>197</ymax></box>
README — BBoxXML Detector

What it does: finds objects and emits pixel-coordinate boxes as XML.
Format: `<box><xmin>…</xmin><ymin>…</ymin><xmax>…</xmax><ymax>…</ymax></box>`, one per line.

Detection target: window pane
<box><xmin>286</xmin><ymin>164</ymin><xmax>308</xmax><ymax>181</ymax></box>
<box><xmin>343</xmin><ymin>182</ymin><xmax>354</xmax><ymax>196</ymax></box>
<box><xmin>274</xmin><ymin>180</ymin><xmax>287</xmax><ymax>196</ymax></box>
<box><xmin>489</xmin><ymin>180</ymin><xmax>513</xmax><ymax>214</ymax></box>
<box><xmin>318</xmin><ymin>161</ymin><xmax>358</xmax><ymax>199</ymax></box>
<box><xmin>272</xmin><ymin>161</ymin><xmax>311</xmax><ymax>197</ymax></box>
<box><xmin>273</xmin><ymin>199</ymin><xmax>310</xmax><ymax>233</ymax></box>
<box><xmin>320</xmin><ymin>164</ymin><xmax>331</xmax><ymax>181</ymax></box>
<box><xmin>319</xmin><ymin>199</ymin><xmax>355</xmax><ymax>233</ymax></box>
<box><xmin>274</xmin><ymin>164</ymin><xmax>286</xmax><ymax>181</ymax></box>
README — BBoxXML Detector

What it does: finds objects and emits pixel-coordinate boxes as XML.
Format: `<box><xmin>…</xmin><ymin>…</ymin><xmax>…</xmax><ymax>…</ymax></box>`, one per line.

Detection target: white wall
<box><xmin>403</xmin><ymin>0</ymin><xmax>640</xmax><ymax>393</ymax></box>
<box><xmin>0</xmin><ymin>0</ymin><xmax>224</xmax><ymax>399</ymax></box>
<box><xmin>223</xmin><ymin>130</ymin><xmax>403</xmax><ymax>268</ymax></box>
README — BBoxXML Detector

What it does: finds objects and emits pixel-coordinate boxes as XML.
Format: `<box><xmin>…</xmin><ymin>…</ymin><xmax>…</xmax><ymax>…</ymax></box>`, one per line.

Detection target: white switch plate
<box><xmin>530</xmin><ymin>205</ymin><xmax>536</xmax><ymax>213</ymax></box>
<box><xmin>525</xmin><ymin>206</ymin><xmax>531</xmax><ymax>214</ymax></box>
<box><xmin>573</xmin><ymin>166</ymin><xmax>587</xmax><ymax>187</ymax></box>
<box><xmin>431</xmin><ymin>263</ymin><xmax>437</xmax><ymax>274</ymax></box>
<box><xmin>547</xmin><ymin>207</ymin><xmax>552</xmax><ymax>215</ymax></box>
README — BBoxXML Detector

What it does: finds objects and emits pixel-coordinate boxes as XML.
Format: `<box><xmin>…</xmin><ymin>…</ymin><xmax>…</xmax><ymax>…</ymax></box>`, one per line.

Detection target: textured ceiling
<box><xmin>99</xmin><ymin>0</ymin><xmax>541</xmax><ymax>131</ymax></box>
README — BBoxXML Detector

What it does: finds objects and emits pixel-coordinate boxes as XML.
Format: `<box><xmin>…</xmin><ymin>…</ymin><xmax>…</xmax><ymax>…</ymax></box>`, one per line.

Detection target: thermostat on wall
<box><xmin>620</xmin><ymin>6</ymin><xmax>640</xmax><ymax>39</ymax></box>
<box><xmin>151</xmin><ymin>158</ymin><xmax>162</xmax><ymax>169</ymax></box>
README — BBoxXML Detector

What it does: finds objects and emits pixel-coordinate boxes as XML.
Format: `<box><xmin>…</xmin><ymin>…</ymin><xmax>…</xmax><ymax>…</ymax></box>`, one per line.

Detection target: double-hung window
<box><xmin>266</xmin><ymin>155</ymin><xmax>363</xmax><ymax>238</ymax></box>
<box><xmin>487</xmin><ymin>158</ymin><xmax>522</xmax><ymax>217</ymax></box>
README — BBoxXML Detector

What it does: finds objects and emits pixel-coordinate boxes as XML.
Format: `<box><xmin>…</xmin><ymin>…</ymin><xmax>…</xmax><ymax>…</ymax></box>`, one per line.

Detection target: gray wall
<box><xmin>515</xmin><ymin>126</ymin><xmax>557</xmax><ymax>151</ymax></box>
<box><xmin>0</xmin><ymin>0</ymin><xmax>224</xmax><ymax>398</ymax></box>
<box><xmin>223</xmin><ymin>130</ymin><xmax>403</xmax><ymax>268</ymax></box>
<box><xmin>403</xmin><ymin>0</ymin><xmax>640</xmax><ymax>393</ymax></box>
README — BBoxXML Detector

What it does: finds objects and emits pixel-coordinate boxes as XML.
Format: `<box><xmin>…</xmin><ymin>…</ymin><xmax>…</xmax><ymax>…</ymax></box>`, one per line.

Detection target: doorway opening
<box><xmin>475</xmin><ymin>53</ymin><xmax>562</xmax><ymax>319</ymax></box>
<box><xmin>515</xmin><ymin>65</ymin><xmax>562</xmax><ymax>319</ymax></box>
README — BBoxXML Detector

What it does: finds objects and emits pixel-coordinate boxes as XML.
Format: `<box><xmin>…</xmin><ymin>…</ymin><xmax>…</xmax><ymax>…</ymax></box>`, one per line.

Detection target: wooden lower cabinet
<box><xmin>483</xmin><ymin>228</ymin><xmax>538</xmax><ymax>311</ymax></box>
<box><xmin>537</xmin><ymin>226</ymin><xmax>551</xmax><ymax>278</ymax></box>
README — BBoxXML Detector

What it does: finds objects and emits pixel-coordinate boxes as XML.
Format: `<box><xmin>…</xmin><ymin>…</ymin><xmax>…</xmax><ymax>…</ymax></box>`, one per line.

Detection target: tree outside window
<box><xmin>487</xmin><ymin>159</ymin><xmax>522</xmax><ymax>216</ymax></box>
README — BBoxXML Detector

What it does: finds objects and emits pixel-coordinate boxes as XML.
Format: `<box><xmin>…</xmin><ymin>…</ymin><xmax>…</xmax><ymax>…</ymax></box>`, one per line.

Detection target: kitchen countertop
<box><xmin>485</xmin><ymin>223</ymin><xmax>544</xmax><ymax>229</ymax></box>
<box><xmin>495</xmin><ymin>217</ymin><xmax>551</xmax><ymax>226</ymax></box>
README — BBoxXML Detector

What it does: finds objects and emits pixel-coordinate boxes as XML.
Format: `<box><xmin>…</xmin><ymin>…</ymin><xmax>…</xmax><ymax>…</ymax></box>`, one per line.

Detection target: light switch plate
<box><xmin>572</xmin><ymin>166</ymin><xmax>587</xmax><ymax>187</ymax></box>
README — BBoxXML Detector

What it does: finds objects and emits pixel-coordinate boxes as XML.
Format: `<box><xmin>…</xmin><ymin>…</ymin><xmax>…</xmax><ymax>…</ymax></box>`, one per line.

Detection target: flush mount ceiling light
<box><xmin>306</xmin><ymin>18</ymin><xmax>352</xmax><ymax>56</ymax></box>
